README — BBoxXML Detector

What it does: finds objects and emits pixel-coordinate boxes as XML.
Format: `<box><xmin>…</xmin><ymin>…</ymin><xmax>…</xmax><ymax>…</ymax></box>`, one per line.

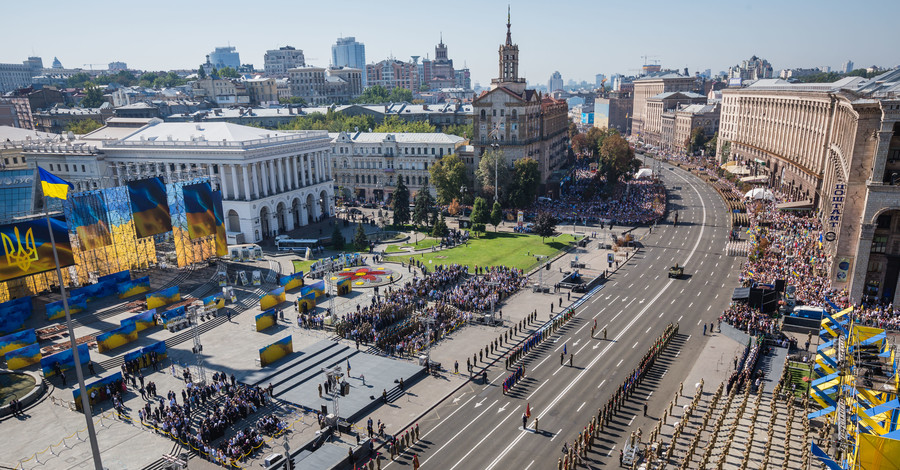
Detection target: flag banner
<box><xmin>45</xmin><ymin>295</ymin><xmax>87</xmax><ymax>321</ymax></box>
<box><xmin>70</xmin><ymin>281</ymin><xmax>116</xmax><ymax>303</ymax></box>
<box><xmin>73</xmin><ymin>372</ymin><xmax>124</xmax><ymax>412</ymax></box>
<box><xmin>300</xmin><ymin>279</ymin><xmax>325</xmax><ymax>299</ymax></box>
<box><xmin>6</xmin><ymin>343</ymin><xmax>41</xmax><ymax>369</ymax></box>
<box><xmin>0</xmin><ymin>297</ymin><xmax>33</xmax><ymax>335</ymax></box>
<box><xmin>146</xmin><ymin>285</ymin><xmax>180</xmax><ymax>309</ymax></box>
<box><xmin>336</xmin><ymin>277</ymin><xmax>352</xmax><ymax>295</ymax></box>
<box><xmin>297</xmin><ymin>292</ymin><xmax>316</xmax><ymax>313</ymax></box>
<box><xmin>279</xmin><ymin>272</ymin><xmax>305</xmax><ymax>291</ymax></box>
<box><xmin>159</xmin><ymin>306</ymin><xmax>186</xmax><ymax>325</ymax></box>
<box><xmin>38</xmin><ymin>166</ymin><xmax>72</xmax><ymax>200</ymax></box>
<box><xmin>99</xmin><ymin>270</ymin><xmax>131</xmax><ymax>284</ymax></box>
<box><xmin>41</xmin><ymin>343</ymin><xmax>90</xmax><ymax>377</ymax></box>
<box><xmin>255</xmin><ymin>308</ymin><xmax>277</xmax><ymax>331</ymax></box>
<box><xmin>69</xmin><ymin>192</ymin><xmax>112</xmax><ymax>250</ymax></box>
<box><xmin>260</xmin><ymin>286</ymin><xmax>286</xmax><ymax>311</ymax></box>
<box><xmin>0</xmin><ymin>217</ymin><xmax>75</xmax><ymax>282</ymax></box>
<box><xmin>120</xmin><ymin>308</ymin><xmax>156</xmax><ymax>332</ymax></box>
<box><xmin>117</xmin><ymin>275</ymin><xmax>151</xmax><ymax>299</ymax></box>
<box><xmin>127</xmin><ymin>177</ymin><xmax>172</xmax><ymax>238</ymax></box>
<box><xmin>96</xmin><ymin>322</ymin><xmax>138</xmax><ymax>353</ymax></box>
<box><xmin>0</xmin><ymin>328</ymin><xmax>36</xmax><ymax>357</ymax></box>
<box><xmin>123</xmin><ymin>339</ymin><xmax>167</xmax><ymax>365</ymax></box>
<box><xmin>212</xmin><ymin>190</ymin><xmax>227</xmax><ymax>257</ymax></box>
<box><xmin>183</xmin><ymin>182</ymin><xmax>216</xmax><ymax>239</ymax></box>
<box><xmin>259</xmin><ymin>336</ymin><xmax>293</xmax><ymax>367</ymax></box>
<box><xmin>202</xmin><ymin>293</ymin><xmax>225</xmax><ymax>310</ymax></box>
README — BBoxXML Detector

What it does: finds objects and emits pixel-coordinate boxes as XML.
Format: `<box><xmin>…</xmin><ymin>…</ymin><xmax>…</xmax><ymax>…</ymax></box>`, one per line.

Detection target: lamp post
<box><xmin>489</xmin><ymin>125</ymin><xmax>501</xmax><ymax>203</ymax></box>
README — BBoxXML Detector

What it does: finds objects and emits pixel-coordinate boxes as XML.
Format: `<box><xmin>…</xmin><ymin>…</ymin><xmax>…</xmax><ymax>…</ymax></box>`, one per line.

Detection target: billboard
<box><xmin>123</xmin><ymin>340</ymin><xmax>167</xmax><ymax>366</ymax></box>
<box><xmin>336</xmin><ymin>277</ymin><xmax>352</xmax><ymax>295</ymax></box>
<box><xmin>73</xmin><ymin>372</ymin><xmax>124</xmax><ymax>412</ymax></box>
<box><xmin>99</xmin><ymin>270</ymin><xmax>131</xmax><ymax>284</ymax></box>
<box><xmin>260</xmin><ymin>286</ymin><xmax>286</xmax><ymax>311</ymax></box>
<box><xmin>202</xmin><ymin>293</ymin><xmax>225</xmax><ymax>310</ymax></box>
<box><xmin>594</xmin><ymin>102</ymin><xmax>610</xmax><ymax>129</ymax></box>
<box><xmin>212</xmin><ymin>190</ymin><xmax>227</xmax><ymax>257</ymax></box>
<box><xmin>0</xmin><ymin>217</ymin><xmax>75</xmax><ymax>282</ymax></box>
<box><xmin>146</xmin><ymin>285</ymin><xmax>180</xmax><ymax>309</ymax></box>
<box><xmin>279</xmin><ymin>272</ymin><xmax>304</xmax><ymax>291</ymax></box>
<box><xmin>96</xmin><ymin>322</ymin><xmax>138</xmax><ymax>353</ymax></box>
<box><xmin>70</xmin><ymin>281</ymin><xmax>116</xmax><ymax>303</ymax></box>
<box><xmin>45</xmin><ymin>295</ymin><xmax>87</xmax><ymax>321</ymax></box>
<box><xmin>0</xmin><ymin>328</ymin><xmax>36</xmax><ymax>357</ymax></box>
<box><xmin>6</xmin><ymin>343</ymin><xmax>41</xmax><ymax>370</ymax></box>
<box><xmin>41</xmin><ymin>343</ymin><xmax>90</xmax><ymax>377</ymax></box>
<box><xmin>69</xmin><ymin>192</ymin><xmax>112</xmax><ymax>250</ymax></box>
<box><xmin>159</xmin><ymin>305</ymin><xmax>186</xmax><ymax>324</ymax></box>
<box><xmin>255</xmin><ymin>309</ymin><xmax>277</xmax><ymax>331</ymax></box>
<box><xmin>259</xmin><ymin>336</ymin><xmax>293</xmax><ymax>367</ymax></box>
<box><xmin>117</xmin><ymin>275</ymin><xmax>151</xmax><ymax>299</ymax></box>
<box><xmin>120</xmin><ymin>308</ymin><xmax>156</xmax><ymax>332</ymax></box>
<box><xmin>183</xmin><ymin>182</ymin><xmax>216</xmax><ymax>239</ymax></box>
<box><xmin>297</xmin><ymin>292</ymin><xmax>316</xmax><ymax>312</ymax></box>
<box><xmin>127</xmin><ymin>177</ymin><xmax>172</xmax><ymax>238</ymax></box>
<box><xmin>300</xmin><ymin>279</ymin><xmax>325</xmax><ymax>299</ymax></box>
<box><xmin>0</xmin><ymin>297</ymin><xmax>33</xmax><ymax>335</ymax></box>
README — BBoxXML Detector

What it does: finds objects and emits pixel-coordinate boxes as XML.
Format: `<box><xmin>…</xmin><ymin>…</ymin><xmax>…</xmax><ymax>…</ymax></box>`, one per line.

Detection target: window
<box><xmin>13</xmin><ymin>157</ymin><xmax>18</xmax><ymax>164</ymax></box>
<box><xmin>876</xmin><ymin>213</ymin><xmax>893</xmax><ymax>230</ymax></box>
<box><xmin>872</xmin><ymin>235</ymin><xmax>888</xmax><ymax>253</ymax></box>
<box><xmin>82</xmin><ymin>165</ymin><xmax>86</xmax><ymax>172</ymax></box>
<box><xmin>65</xmin><ymin>164</ymin><xmax>69</xmax><ymax>172</ymax></box>
<box><xmin>480</xmin><ymin>109</ymin><xmax>486</xmax><ymax>120</ymax></box>
<box><xmin>431</xmin><ymin>148</ymin><xmax>435</xmax><ymax>155</ymax></box>
<box><xmin>500</xmin><ymin>109</ymin><xmax>505</xmax><ymax>117</ymax></box>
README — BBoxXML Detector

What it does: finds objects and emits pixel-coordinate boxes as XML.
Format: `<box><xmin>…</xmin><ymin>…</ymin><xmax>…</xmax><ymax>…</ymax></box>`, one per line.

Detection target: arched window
<box><xmin>480</xmin><ymin>109</ymin><xmax>486</xmax><ymax>120</ymax></box>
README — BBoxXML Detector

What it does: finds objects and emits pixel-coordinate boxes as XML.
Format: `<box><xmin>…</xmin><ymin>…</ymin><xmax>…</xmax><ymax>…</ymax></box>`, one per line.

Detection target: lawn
<box><xmin>385</xmin><ymin>232</ymin><xmax>579</xmax><ymax>272</ymax></box>
<box><xmin>787</xmin><ymin>361</ymin><xmax>813</xmax><ymax>397</ymax></box>
<box><xmin>385</xmin><ymin>237</ymin><xmax>441</xmax><ymax>253</ymax></box>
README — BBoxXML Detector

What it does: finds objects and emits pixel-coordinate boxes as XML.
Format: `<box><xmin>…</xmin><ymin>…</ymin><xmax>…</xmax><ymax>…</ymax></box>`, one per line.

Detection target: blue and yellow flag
<box><xmin>38</xmin><ymin>166</ymin><xmax>72</xmax><ymax>200</ymax></box>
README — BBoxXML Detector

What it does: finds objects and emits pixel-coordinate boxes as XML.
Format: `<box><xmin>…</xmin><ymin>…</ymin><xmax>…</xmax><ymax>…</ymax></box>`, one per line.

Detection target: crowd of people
<box><xmin>432</xmin><ymin>265</ymin><xmax>526</xmax><ymax>312</ymax></box>
<box><xmin>522</xmin><ymin>175</ymin><xmax>665</xmax><ymax>226</ymax></box>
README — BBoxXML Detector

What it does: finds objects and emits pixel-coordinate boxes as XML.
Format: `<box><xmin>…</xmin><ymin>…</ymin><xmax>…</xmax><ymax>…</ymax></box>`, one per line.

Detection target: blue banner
<box><xmin>0</xmin><ymin>328</ymin><xmax>36</xmax><ymax>357</ymax></box>
<box><xmin>41</xmin><ymin>343</ymin><xmax>91</xmax><ymax>377</ymax></box>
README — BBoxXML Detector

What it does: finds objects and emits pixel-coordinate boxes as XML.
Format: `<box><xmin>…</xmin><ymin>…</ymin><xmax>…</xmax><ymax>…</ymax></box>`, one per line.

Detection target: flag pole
<box><xmin>44</xmin><ymin>196</ymin><xmax>104</xmax><ymax>469</ymax></box>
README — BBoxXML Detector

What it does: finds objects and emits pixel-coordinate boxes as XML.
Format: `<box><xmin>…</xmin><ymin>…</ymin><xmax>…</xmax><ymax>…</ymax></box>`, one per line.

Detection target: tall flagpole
<box><xmin>44</xmin><ymin>196</ymin><xmax>104</xmax><ymax>469</ymax></box>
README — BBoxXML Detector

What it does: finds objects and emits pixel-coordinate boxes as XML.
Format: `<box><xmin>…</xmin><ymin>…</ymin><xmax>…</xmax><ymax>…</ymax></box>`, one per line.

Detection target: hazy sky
<box><xmin>3</xmin><ymin>0</ymin><xmax>898</xmax><ymax>86</ymax></box>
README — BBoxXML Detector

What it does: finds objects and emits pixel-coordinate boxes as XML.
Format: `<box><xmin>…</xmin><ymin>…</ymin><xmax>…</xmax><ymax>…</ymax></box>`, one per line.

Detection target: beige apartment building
<box><xmin>631</xmin><ymin>73</ymin><xmax>698</xmax><ymax>140</ymax></box>
<box><xmin>717</xmin><ymin>72</ymin><xmax>900</xmax><ymax>303</ymax></box>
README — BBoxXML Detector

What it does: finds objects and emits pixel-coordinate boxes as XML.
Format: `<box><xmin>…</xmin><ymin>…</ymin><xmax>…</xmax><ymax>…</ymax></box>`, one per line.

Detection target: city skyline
<box><xmin>2</xmin><ymin>0</ymin><xmax>899</xmax><ymax>87</ymax></box>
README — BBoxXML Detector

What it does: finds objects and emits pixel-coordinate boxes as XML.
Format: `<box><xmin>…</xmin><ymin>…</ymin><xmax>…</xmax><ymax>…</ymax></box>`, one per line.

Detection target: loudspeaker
<box><xmin>774</xmin><ymin>279</ymin><xmax>785</xmax><ymax>293</ymax></box>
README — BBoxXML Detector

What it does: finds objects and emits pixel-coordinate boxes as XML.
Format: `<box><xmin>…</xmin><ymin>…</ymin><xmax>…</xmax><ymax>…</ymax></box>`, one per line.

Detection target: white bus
<box><xmin>275</xmin><ymin>238</ymin><xmax>319</xmax><ymax>252</ymax></box>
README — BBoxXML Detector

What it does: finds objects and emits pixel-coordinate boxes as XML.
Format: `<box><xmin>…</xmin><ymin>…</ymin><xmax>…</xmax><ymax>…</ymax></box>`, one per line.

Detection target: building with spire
<box><xmin>472</xmin><ymin>7</ymin><xmax>569</xmax><ymax>195</ymax></box>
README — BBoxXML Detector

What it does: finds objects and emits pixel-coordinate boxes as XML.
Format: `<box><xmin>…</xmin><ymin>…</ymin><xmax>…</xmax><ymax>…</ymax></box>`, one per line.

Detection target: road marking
<box><xmin>678</xmin><ymin>314</ymin><xmax>684</xmax><ymax>322</ymax></box>
<box><xmin>670</xmin><ymin>299</ymin><xmax>676</xmax><ymax>304</ymax></box>
<box><xmin>577</xmin><ymin>401</ymin><xmax>586</xmax><ymax>412</ymax></box>
<box><xmin>646</xmin><ymin>326</ymin><xmax>652</xmax><ymax>333</ymax></box>
<box><xmin>658</xmin><ymin>311</ymin><xmax>664</xmax><ymax>318</ymax></box>
<box><xmin>524</xmin><ymin>460</ymin><xmax>534</xmax><ymax>470</ymax></box>
<box><xmin>647</xmin><ymin>391</ymin><xmax>654</xmax><ymax>399</ymax></box>
<box><xmin>629</xmin><ymin>416</ymin><xmax>636</xmax><ymax>425</ymax></box>
<box><xmin>715</xmin><ymin>293</ymin><xmax>719</xmax><ymax>299</ymax></box>
<box><xmin>628</xmin><ymin>283</ymin><xmax>634</xmax><ymax>289</ymax></box>
<box><xmin>688</xmin><ymin>302</ymin><xmax>693</xmax><ymax>308</ymax></box>
<box><xmin>645</xmin><ymin>284</ymin><xmax>650</xmax><ymax>290</ymax></box>
<box><xmin>632</xmin><ymin>341</ymin><xmax>639</xmax><ymax>349</ymax></box>
<box><xmin>415</xmin><ymin>398</ymin><xmax>498</xmax><ymax>468</ymax></box>
<box><xmin>707</xmin><ymin>305</ymin><xmax>711</xmax><ymax>311</ymax></box>
<box><xmin>551</xmin><ymin>429</ymin><xmax>562</xmax><ymax>442</ymax></box>
<box><xmin>680</xmin><ymin>288</ymin><xmax>685</xmax><ymax>294</ymax></box>
<box><xmin>448</xmin><ymin>406</ymin><xmax>519</xmax><ymax>470</ymax></box>
<box><xmin>616</xmin><ymin>359</ymin><xmax>624</xmax><ymax>367</ymax></box>
<box><xmin>639</xmin><ymin>273</ymin><xmax>644</xmax><ymax>278</ymax></box>
<box><xmin>608</xmin><ymin>445</ymin><xmax>617</xmax><ymax>457</ymax></box>
<box><xmin>597</xmin><ymin>379</ymin><xmax>606</xmax><ymax>389</ymax></box>
<box><xmin>475</xmin><ymin>397</ymin><xmax>487</xmax><ymax>408</ymax></box>
<box><xmin>482</xmin><ymin>169</ymin><xmax>710</xmax><ymax>470</ymax></box>
<box><xmin>697</xmin><ymin>319</ymin><xmax>702</xmax><ymax>325</ymax></box>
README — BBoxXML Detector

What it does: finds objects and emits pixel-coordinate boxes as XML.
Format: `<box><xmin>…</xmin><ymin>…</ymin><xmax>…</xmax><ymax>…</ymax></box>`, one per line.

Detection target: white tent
<box><xmin>744</xmin><ymin>188</ymin><xmax>775</xmax><ymax>201</ymax></box>
<box><xmin>634</xmin><ymin>168</ymin><xmax>654</xmax><ymax>179</ymax></box>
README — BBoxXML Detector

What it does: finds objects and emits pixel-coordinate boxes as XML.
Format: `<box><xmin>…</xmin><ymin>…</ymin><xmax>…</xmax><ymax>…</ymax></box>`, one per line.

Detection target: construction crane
<box><xmin>640</xmin><ymin>55</ymin><xmax>659</xmax><ymax>66</ymax></box>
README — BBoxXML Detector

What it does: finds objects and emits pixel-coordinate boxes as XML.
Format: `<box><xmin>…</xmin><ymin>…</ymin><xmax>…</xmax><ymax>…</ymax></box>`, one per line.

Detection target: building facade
<box><xmin>208</xmin><ymin>47</ymin><xmax>241</xmax><ymax>70</ymax></box>
<box><xmin>548</xmin><ymin>71</ymin><xmax>563</xmax><ymax>93</ymax></box>
<box><xmin>658</xmin><ymin>103</ymin><xmax>720</xmax><ymax>155</ymax></box>
<box><xmin>192</xmin><ymin>78</ymin><xmax>250</xmax><ymax>107</ymax></box>
<box><xmin>329</xmin><ymin>132</ymin><xmax>464</xmax><ymax>202</ymax></box>
<box><xmin>244</xmin><ymin>77</ymin><xmax>278</xmax><ymax>106</ymax></box>
<box><xmin>642</xmin><ymin>91</ymin><xmax>707</xmax><ymax>147</ymax></box>
<box><xmin>727</xmin><ymin>56</ymin><xmax>774</xmax><ymax>81</ymax></box>
<box><xmin>0</xmin><ymin>57</ymin><xmax>42</xmax><ymax>93</ymax></box>
<box><xmin>631</xmin><ymin>73</ymin><xmax>698</xmax><ymax>140</ymax></box>
<box><xmin>716</xmin><ymin>71</ymin><xmax>900</xmax><ymax>303</ymax></box>
<box><xmin>366</xmin><ymin>60</ymin><xmax>420</xmax><ymax>91</ymax></box>
<box><xmin>264</xmin><ymin>46</ymin><xmax>305</xmax><ymax>77</ymax></box>
<box><xmin>332</xmin><ymin>37</ymin><xmax>367</xmax><ymax>87</ymax></box>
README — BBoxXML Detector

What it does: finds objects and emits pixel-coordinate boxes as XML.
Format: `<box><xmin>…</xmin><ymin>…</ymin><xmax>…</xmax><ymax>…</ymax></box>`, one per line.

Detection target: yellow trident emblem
<box><xmin>2</xmin><ymin>226</ymin><xmax>39</xmax><ymax>272</ymax></box>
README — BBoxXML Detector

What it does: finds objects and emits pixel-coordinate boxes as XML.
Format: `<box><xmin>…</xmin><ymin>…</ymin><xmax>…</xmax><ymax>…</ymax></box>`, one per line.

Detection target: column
<box><xmin>277</xmin><ymin>158</ymin><xmax>286</xmax><ymax>192</ymax></box>
<box><xmin>849</xmin><ymin>224</ymin><xmax>875</xmax><ymax>304</ymax></box>
<box><xmin>251</xmin><ymin>163</ymin><xmax>260</xmax><ymax>199</ymax></box>
<box><xmin>230</xmin><ymin>165</ymin><xmax>240</xmax><ymax>201</ymax></box>
<box><xmin>267</xmin><ymin>159</ymin><xmax>276</xmax><ymax>194</ymax></box>
<box><xmin>301</xmin><ymin>154</ymin><xmax>308</xmax><ymax>187</ymax></box>
<box><xmin>871</xmin><ymin>128</ymin><xmax>894</xmax><ymax>183</ymax></box>
<box><xmin>218</xmin><ymin>164</ymin><xmax>228</xmax><ymax>200</ymax></box>
<box><xmin>327</xmin><ymin>153</ymin><xmax>334</xmax><ymax>180</ymax></box>
<box><xmin>260</xmin><ymin>160</ymin><xmax>270</xmax><ymax>196</ymax></box>
<box><xmin>242</xmin><ymin>164</ymin><xmax>252</xmax><ymax>201</ymax></box>
<box><xmin>290</xmin><ymin>155</ymin><xmax>298</xmax><ymax>189</ymax></box>
<box><xmin>317</xmin><ymin>152</ymin><xmax>324</xmax><ymax>183</ymax></box>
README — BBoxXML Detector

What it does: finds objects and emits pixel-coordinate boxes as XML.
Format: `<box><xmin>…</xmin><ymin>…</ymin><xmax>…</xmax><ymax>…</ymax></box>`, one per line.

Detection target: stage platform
<box><xmin>239</xmin><ymin>340</ymin><xmax>426</xmax><ymax>422</ymax></box>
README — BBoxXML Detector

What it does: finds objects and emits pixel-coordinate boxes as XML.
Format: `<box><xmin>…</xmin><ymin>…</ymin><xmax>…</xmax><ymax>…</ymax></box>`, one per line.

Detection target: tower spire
<box><xmin>506</xmin><ymin>5</ymin><xmax>512</xmax><ymax>46</ymax></box>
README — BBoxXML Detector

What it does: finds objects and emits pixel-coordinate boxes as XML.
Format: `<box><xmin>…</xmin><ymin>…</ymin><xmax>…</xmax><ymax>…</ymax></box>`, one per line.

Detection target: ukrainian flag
<box><xmin>38</xmin><ymin>166</ymin><xmax>72</xmax><ymax>200</ymax></box>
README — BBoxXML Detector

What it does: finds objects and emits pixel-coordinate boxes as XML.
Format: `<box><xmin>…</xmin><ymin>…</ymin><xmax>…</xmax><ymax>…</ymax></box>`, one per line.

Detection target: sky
<box><xmin>3</xmin><ymin>0</ymin><xmax>899</xmax><ymax>86</ymax></box>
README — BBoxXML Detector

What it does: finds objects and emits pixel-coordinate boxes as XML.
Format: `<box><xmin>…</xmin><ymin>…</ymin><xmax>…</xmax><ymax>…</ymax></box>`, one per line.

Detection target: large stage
<box><xmin>239</xmin><ymin>340</ymin><xmax>426</xmax><ymax>422</ymax></box>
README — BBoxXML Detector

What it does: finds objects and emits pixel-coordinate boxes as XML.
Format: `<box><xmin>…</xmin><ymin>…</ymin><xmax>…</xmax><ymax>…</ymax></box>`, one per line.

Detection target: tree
<box><xmin>80</xmin><ymin>83</ymin><xmax>105</xmax><ymax>108</ymax></box>
<box><xmin>278</xmin><ymin>96</ymin><xmax>307</xmax><ymax>105</ymax></box>
<box><xmin>447</xmin><ymin>198</ymin><xmax>461</xmax><ymax>216</ymax></box>
<box><xmin>352</xmin><ymin>85</ymin><xmax>391</xmax><ymax>104</ymax></box>
<box><xmin>475</xmin><ymin>149</ymin><xmax>511</xmax><ymax>203</ymax></box>
<box><xmin>197</xmin><ymin>65</ymin><xmax>207</xmax><ymax>80</ymax></box>
<box><xmin>429</xmin><ymin>154</ymin><xmax>467</xmax><ymax>205</ymax></box>
<box><xmin>412</xmin><ymin>189</ymin><xmax>433</xmax><ymax>227</ymax></box>
<box><xmin>444</xmin><ymin>123</ymin><xmax>473</xmax><ymax>139</ymax></box>
<box><xmin>431</xmin><ymin>214</ymin><xmax>448</xmax><ymax>238</ymax></box>
<box><xmin>391</xmin><ymin>178</ymin><xmax>410</xmax><ymax>226</ymax></box>
<box><xmin>686</xmin><ymin>127</ymin><xmax>708</xmax><ymax>154</ymax></box>
<box><xmin>705</xmin><ymin>132</ymin><xmax>718</xmax><ymax>157</ymax></box>
<box><xmin>533</xmin><ymin>211</ymin><xmax>558</xmax><ymax>242</ymax></box>
<box><xmin>66</xmin><ymin>72</ymin><xmax>92</xmax><ymax>88</ymax></box>
<box><xmin>471</xmin><ymin>197</ymin><xmax>488</xmax><ymax>226</ymax></box>
<box><xmin>353</xmin><ymin>223</ymin><xmax>368</xmax><ymax>250</ymax></box>
<box><xmin>490</xmin><ymin>201</ymin><xmax>502</xmax><ymax>232</ymax></box>
<box><xmin>388</xmin><ymin>87</ymin><xmax>413</xmax><ymax>103</ymax></box>
<box><xmin>373</xmin><ymin>115</ymin><xmax>436</xmax><ymax>133</ymax></box>
<box><xmin>218</xmin><ymin>66</ymin><xmax>240</xmax><ymax>78</ymax></box>
<box><xmin>66</xmin><ymin>119</ymin><xmax>102</xmax><ymax>135</ymax></box>
<box><xmin>331</xmin><ymin>223</ymin><xmax>345</xmax><ymax>250</ymax></box>
<box><xmin>508</xmin><ymin>157</ymin><xmax>541</xmax><ymax>208</ymax></box>
<box><xmin>720</xmin><ymin>141</ymin><xmax>732</xmax><ymax>163</ymax></box>
<box><xmin>598</xmin><ymin>133</ymin><xmax>639</xmax><ymax>187</ymax></box>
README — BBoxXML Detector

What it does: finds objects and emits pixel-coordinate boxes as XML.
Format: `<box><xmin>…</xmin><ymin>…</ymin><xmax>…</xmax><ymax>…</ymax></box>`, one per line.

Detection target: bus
<box><xmin>275</xmin><ymin>238</ymin><xmax>319</xmax><ymax>252</ymax></box>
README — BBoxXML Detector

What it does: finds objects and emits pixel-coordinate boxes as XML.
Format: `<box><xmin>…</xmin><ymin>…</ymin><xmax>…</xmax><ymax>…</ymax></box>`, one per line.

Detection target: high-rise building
<box><xmin>430</xmin><ymin>36</ymin><xmax>456</xmax><ymax>89</ymax></box>
<box><xmin>548</xmin><ymin>71</ymin><xmax>563</xmax><ymax>92</ymax></box>
<box><xmin>108</xmin><ymin>61</ymin><xmax>127</xmax><ymax>72</ymax></box>
<box><xmin>0</xmin><ymin>57</ymin><xmax>42</xmax><ymax>93</ymax></box>
<box><xmin>332</xmin><ymin>37</ymin><xmax>367</xmax><ymax>87</ymax></box>
<box><xmin>727</xmin><ymin>55</ymin><xmax>773</xmax><ymax>80</ymax></box>
<box><xmin>208</xmin><ymin>46</ymin><xmax>241</xmax><ymax>70</ymax></box>
<box><xmin>595</xmin><ymin>74</ymin><xmax>606</xmax><ymax>89</ymax></box>
<box><xmin>454</xmin><ymin>68</ymin><xmax>471</xmax><ymax>90</ymax></box>
<box><xmin>264</xmin><ymin>46</ymin><xmax>305</xmax><ymax>77</ymax></box>
<box><xmin>842</xmin><ymin>60</ymin><xmax>854</xmax><ymax>74</ymax></box>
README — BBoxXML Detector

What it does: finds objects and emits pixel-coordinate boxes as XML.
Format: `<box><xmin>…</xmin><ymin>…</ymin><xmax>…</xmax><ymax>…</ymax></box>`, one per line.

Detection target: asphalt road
<box><xmin>381</xmin><ymin>164</ymin><xmax>744</xmax><ymax>469</ymax></box>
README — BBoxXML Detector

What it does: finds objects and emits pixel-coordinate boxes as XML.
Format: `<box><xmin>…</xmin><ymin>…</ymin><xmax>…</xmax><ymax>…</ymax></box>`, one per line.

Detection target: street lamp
<box><xmin>489</xmin><ymin>125</ymin><xmax>501</xmax><ymax>203</ymax></box>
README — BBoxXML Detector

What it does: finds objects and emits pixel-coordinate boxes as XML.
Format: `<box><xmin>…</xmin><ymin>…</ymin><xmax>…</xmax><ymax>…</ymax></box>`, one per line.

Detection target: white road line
<box><xmin>415</xmin><ymin>398</ymin><xmax>498</xmax><ymax>468</ymax></box>
<box><xmin>707</xmin><ymin>305</ymin><xmax>711</xmax><ymax>311</ymax></box>
<box><xmin>551</xmin><ymin>429</ymin><xmax>562</xmax><ymax>442</ymax></box>
<box><xmin>616</xmin><ymin>359</ymin><xmax>624</xmax><ymax>367</ymax></box>
<box><xmin>524</xmin><ymin>460</ymin><xmax>535</xmax><ymax>470</ymax></box>
<box><xmin>715</xmin><ymin>293</ymin><xmax>719</xmax><ymax>299</ymax></box>
<box><xmin>629</xmin><ymin>416</ymin><xmax>636</xmax><ymax>425</ymax></box>
<box><xmin>447</xmin><ymin>407</ymin><xmax>518</xmax><ymax>470</ymax></box>
<box><xmin>678</xmin><ymin>314</ymin><xmax>684</xmax><ymax>322</ymax></box>
<box><xmin>607</xmin><ymin>445</ymin><xmax>617</xmax><ymax>457</ymax></box>
<box><xmin>647</xmin><ymin>391</ymin><xmax>654</xmax><ymax>399</ymax></box>
<box><xmin>632</xmin><ymin>341</ymin><xmax>639</xmax><ymax>349</ymax></box>
<box><xmin>646</xmin><ymin>326</ymin><xmax>652</xmax><ymax>333</ymax></box>
<box><xmin>658</xmin><ymin>311</ymin><xmax>664</xmax><ymax>318</ymax></box>
<box><xmin>697</xmin><ymin>319</ymin><xmax>702</xmax><ymax>325</ymax></box>
<box><xmin>597</xmin><ymin>379</ymin><xmax>607</xmax><ymax>390</ymax></box>
<box><xmin>483</xmin><ymin>170</ymin><xmax>710</xmax><ymax>470</ymax></box>
<box><xmin>577</xmin><ymin>402</ymin><xmax>586</xmax><ymax>412</ymax></box>
<box><xmin>688</xmin><ymin>302</ymin><xmax>693</xmax><ymax>308</ymax></box>
<box><xmin>670</xmin><ymin>298</ymin><xmax>676</xmax><ymax>304</ymax></box>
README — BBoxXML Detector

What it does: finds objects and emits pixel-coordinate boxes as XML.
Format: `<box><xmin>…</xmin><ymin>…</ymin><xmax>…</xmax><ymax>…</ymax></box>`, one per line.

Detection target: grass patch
<box><xmin>385</xmin><ymin>237</ymin><xmax>441</xmax><ymax>253</ymax></box>
<box><xmin>787</xmin><ymin>361</ymin><xmax>813</xmax><ymax>397</ymax></box>
<box><xmin>385</xmin><ymin>232</ymin><xmax>579</xmax><ymax>272</ymax></box>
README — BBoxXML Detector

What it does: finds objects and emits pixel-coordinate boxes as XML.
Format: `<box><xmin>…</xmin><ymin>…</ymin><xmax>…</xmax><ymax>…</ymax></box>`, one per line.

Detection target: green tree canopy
<box><xmin>471</xmin><ymin>197</ymin><xmax>488</xmax><ymax>226</ymax></box>
<box><xmin>431</xmin><ymin>214</ymin><xmax>449</xmax><ymax>238</ymax></box>
<box><xmin>391</xmin><ymin>178</ymin><xmax>411</xmax><ymax>225</ymax></box>
<box><xmin>197</xmin><ymin>66</ymin><xmax>206</xmax><ymax>80</ymax></box>
<box><xmin>490</xmin><ymin>201</ymin><xmax>502</xmax><ymax>231</ymax></box>
<box><xmin>443</xmin><ymin>123</ymin><xmax>473</xmax><ymax>139</ymax></box>
<box><xmin>705</xmin><ymin>132</ymin><xmax>718</xmax><ymax>157</ymax></box>
<box><xmin>508</xmin><ymin>157</ymin><xmax>541</xmax><ymax>208</ymax></box>
<box><xmin>598</xmin><ymin>133</ymin><xmax>639</xmax><ymax>187</ymax></box>
<box><xmin>80</xmin><ymin>83</ymin><xmax>105</xmax><ymax>108</ymax></box>
<box><xmin>66</xmin><ymin>72</ymin><xmax>92</xmax><ymax>88</ymax></box>
<box><xmin>533</xmin><ymin>211</ymin><xmax>558</xmax><ymax>241</ymax></box>
<box><xmin>66</xmin><ymin>119</ymin><xmax>102</xmax><ymax>135</ymax></box>
<box><xmin>278</xmin><ymin>96</ymin><xmax>307</xmax><ymax>105</ymax></box>
<box><xmin>475</xmin><ymin>149</ymin><xmax>511</xmax><ymax>204</ymax></box>
<box><xmin>373</xmin><ymin>115</ymin><xmax>436</xmax><ymax>133</ymax></box>
<box><xmin>218</xmin><ymin>67</ymin><xmax>240</xmax><ymax>78</ymax></box>
<box><xmin>278</xmin><ymin>111</ymin><xmax>376</xmax><ymax>133</ymax></box>
<box><xmin>353</xmin><ymin>223</ymin><xmax>368</xmax><ymax>250</ymax></box>
<box><xmin>429</xmin><ymin>153</ymin><xmax>467</xmax><ymax>205</ymax></box>
<box><xmin>687</xmin><ymin>127</ymin><xmax>708</xmax><ymax>153</ymax></box>
<box><xmin>331</xmin><ymin>223</ymin><xmax>345</xmax><ymax>250</ymax></box>
<box><xmin>412</xmin><ymin>188</ymin><xmax>434</xmax><ymax>227</ymax></box>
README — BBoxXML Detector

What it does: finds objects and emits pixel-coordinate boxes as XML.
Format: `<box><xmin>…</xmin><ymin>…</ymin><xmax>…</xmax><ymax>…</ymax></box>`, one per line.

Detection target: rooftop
<box><xmin>0</xmin><ymin>126</ymin><xmax>60</xmax><ymax>145</ymax></box>
<box><xmin>328</xmin><ymin>131</ymin><xmax>465</xmax><ymax>145</ymax></box>
<box><xmin>101</xmin><ymin>122</ymin><xmax>328</xmax><ymax>150</ymax></box>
